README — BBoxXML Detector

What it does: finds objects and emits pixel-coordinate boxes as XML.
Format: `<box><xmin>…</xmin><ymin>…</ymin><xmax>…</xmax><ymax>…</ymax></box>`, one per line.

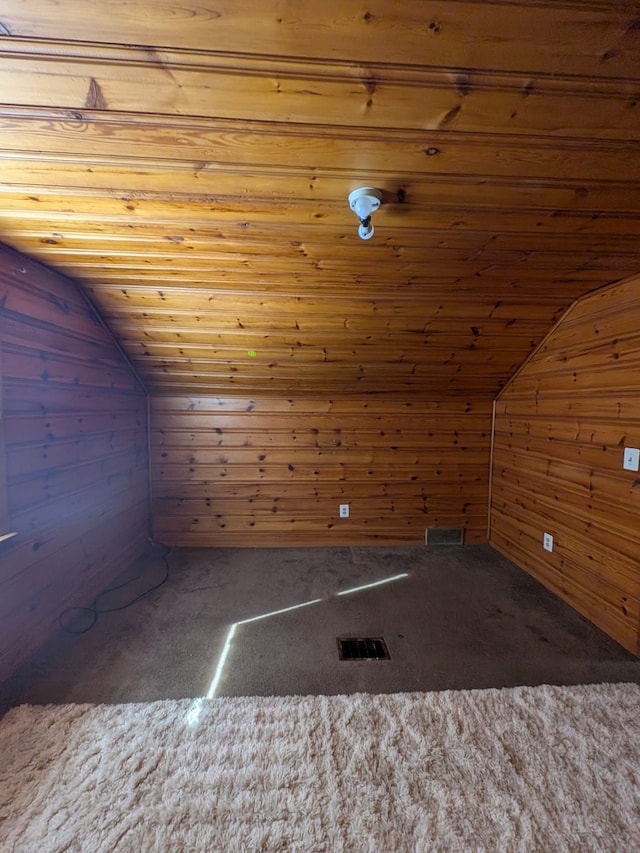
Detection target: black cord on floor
<box><xmin>58</xmin><ymin>546</ymin><xmax>172</xmax><ymax>635</ymax></box>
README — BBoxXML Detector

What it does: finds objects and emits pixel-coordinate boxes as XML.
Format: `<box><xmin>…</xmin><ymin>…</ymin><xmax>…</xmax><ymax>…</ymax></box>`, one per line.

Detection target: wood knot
<box><xmin>85</xmin><ymin>77</ymin><xmax>107</xmax><ymax>110</ymax></box>
<box><xmin>455</xmin><ymin>75</ymin><xmax>471</xmax><ymax>97</ymax></box>
<box><xmin>440</xmin><ymin>104</ymin><xmax>461</xmax><ymax>126</ymax></box>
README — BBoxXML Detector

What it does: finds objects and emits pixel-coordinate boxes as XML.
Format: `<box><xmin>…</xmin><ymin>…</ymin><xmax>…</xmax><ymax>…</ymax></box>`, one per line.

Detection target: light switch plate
<box><xmin>623</xmin><ymin>447</ymin><xmax>640</xmax><ymax>472</ymax></box>
<box><xmin>543</xmin><ymin>532</ymin><xmax>553</xmax><ymax>552</ymax></box>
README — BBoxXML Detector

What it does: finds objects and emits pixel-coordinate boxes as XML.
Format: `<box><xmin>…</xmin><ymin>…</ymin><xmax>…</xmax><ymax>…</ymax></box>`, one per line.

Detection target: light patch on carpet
<box><xmin>336</xmin><ymin>572</ymin><xmax>408</xmax><ymax>596</ymax></box>
<box><xmin>1</xmin><ymin>683</ymin><xmax>639</xmax><ymax>852</ymax></box>
<box><xmin>205</xmin><ymin>597</ymin><xmax>324</xmax><ymax>698</ymax></box>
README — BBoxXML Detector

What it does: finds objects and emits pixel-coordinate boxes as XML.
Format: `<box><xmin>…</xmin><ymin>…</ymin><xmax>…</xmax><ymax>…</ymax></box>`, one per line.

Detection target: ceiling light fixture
<box><xmin>348</xmin><ymin>187</ymin><xmax>382</xmax><ymax>241</ymax></box>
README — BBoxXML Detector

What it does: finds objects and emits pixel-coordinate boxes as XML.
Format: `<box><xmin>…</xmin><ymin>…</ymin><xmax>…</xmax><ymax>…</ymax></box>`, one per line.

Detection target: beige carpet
<box><xmin>1</xmin><ymin>683</ymin><xmax>639</xmax><ymax>852</ymax></box>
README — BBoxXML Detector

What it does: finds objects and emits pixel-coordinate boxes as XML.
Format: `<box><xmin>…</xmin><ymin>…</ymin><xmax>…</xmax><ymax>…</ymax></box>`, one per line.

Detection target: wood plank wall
<box><xmin>0</xmin><ymin>344</ymin><xmax>8</xmax><ymax>537</ymax></box>
<box><xmin>490</xmin><ymin>274</ymin><xmax>640</xmax><ymax>655</ymax></box>
<box><xmin>151</xmin><ymin>396</ymin><xmax>492</xmax><ymax>547</ymax></box>
<box><xmin>0</xmin><ymin>243</ymin><xmax>149</xmax><ymax>683</ymax></box>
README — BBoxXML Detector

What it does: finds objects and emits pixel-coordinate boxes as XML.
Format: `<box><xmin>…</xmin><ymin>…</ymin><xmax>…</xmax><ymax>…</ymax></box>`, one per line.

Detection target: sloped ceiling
<box><xmin>0</xmin><ymin>1</ymin><xmax>639</xmax><ymax>398</ymax></box>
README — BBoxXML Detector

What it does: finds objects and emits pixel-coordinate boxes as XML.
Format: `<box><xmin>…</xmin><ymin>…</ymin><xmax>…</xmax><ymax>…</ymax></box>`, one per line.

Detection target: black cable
<box><xmin>58</xmin><ymin>546</ymin><xmax>171</xmax><ymax>635</ymax></box>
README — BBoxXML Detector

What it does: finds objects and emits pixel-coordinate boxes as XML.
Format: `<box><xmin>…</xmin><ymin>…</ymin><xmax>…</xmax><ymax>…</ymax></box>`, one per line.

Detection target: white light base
<box><xmin>358</xmin><ymin>221</ymin><xmax>375</xmax><ymax>240</ymax></box>
<box><xmin>348</xmin><ymin>187</ymin><xmax>382</xmax><ymax>216</ymax></box>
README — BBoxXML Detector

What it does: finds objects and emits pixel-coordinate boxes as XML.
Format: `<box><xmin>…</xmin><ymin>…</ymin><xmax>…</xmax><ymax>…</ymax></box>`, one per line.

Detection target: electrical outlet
<box><xmin>623</xmin><ymin>447</ymin><xmax>640</xmax><ymax>472</ymax></box>
<box><xmin>543</xmin><ymin>532</ymin><xmax>553</xmax><ymax>552</ymax></box>
<box><xmin>339</xmin><ymin>504</ymin><xmax>349</xmax><ymax>518</ymax></box>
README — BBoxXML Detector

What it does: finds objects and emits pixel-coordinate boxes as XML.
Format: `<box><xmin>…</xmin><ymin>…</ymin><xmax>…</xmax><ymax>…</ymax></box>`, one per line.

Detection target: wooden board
<box><xmin>0</xmin><ymin>0</ymin><xmax>639</xmax><ymax>400</ymax></box>
<box><xmin>0</xmin><ymin>243</ymin><xmax>150</xmax><ymax>683</ymax></box>
<box><xmin>151</xmin><ymin>395</ymin><xmax>492</xmax><ymax>547</ymax></box>
<box><xmin>489</xmin><ymin>273</ymin><xmax>640</xmax><ymax>655</ymax></box>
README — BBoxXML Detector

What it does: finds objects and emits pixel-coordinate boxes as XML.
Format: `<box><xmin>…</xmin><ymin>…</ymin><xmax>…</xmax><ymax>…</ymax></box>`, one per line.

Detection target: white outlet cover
<box><xmin>339</xmin><ymin>504</ymin><xmax>349</xmax><ymax>518</ymax></box>
<box><xmin>623</xmin><ymin>447</ymin><xmax>640</xmax><ymax>472</ymax></box>
<box><xmin>543</xmin><ymin>532</ymin><xmax>553</xmax><ymax>552</ymax></box>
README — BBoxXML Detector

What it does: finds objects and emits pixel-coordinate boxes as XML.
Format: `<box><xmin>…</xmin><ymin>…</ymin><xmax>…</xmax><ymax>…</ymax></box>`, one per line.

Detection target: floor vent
<box><xmin>425</xmin><ymin>527</ymin><xmax>465</xmax><ymax>546</ymax></box>
<box><xmin>337</xmin><ymin>637</ymin><xmax>390</xmax><ymax>661</ymax></box>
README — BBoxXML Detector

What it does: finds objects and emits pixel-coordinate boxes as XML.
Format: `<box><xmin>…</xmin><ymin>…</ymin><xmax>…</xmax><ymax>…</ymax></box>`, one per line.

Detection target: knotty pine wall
<box><xmin>151</xmin><ymin>396</ymin><xmax>492</xmax><ymax>547</ymax></box>
<box><xmin>0</xmin><ymin>243</ymin><xmax>149</xmax><ymax>683</ymax></box>
<box><xmin>490</xmin><ymin>274</ymin><xmax>640</xmax><ymax>655</ymax></box>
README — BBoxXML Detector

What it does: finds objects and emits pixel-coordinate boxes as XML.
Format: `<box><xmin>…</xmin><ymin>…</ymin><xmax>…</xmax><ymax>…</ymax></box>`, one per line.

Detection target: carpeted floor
<box><xmin>4</xmin><ymin>545</ymin><xmax>639</xmax><ymax>711</ymax></box>
<box><xmin>1</xmin><ymin>682</ymin><xmax>639</xmax><ymax>852</ymax></box>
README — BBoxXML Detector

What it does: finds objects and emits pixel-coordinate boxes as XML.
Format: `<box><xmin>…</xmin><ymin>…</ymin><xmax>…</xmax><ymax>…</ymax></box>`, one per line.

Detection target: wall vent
<box><xmin>425</xmin><ymin>527</ymin><xmax>464</xmax><ymax>546</ymax></box>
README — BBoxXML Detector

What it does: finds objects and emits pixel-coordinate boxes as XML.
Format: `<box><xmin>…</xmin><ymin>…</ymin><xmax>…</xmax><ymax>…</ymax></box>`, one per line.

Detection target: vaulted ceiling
<box><xmin>1</xmin><ymin>1</ymin><xmax>639</xmax><ymax>399</ymax></box>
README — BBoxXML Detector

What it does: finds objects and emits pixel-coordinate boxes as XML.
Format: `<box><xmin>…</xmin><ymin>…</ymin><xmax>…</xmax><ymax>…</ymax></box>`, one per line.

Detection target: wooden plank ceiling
<box><xmin>0</xmin><ymin>0</ymin><xmax>639</xmax><ymax>399</ymax></box>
